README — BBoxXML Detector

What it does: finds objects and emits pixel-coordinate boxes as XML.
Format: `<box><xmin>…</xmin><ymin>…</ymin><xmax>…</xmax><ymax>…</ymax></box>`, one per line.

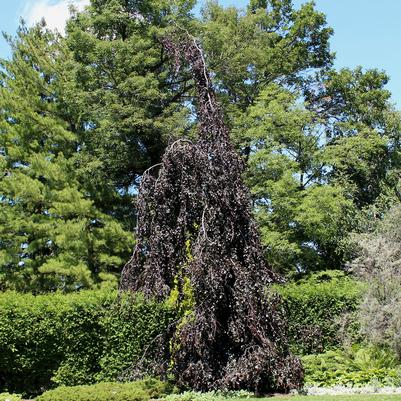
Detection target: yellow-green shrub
<box><xmin>0</xmin><ymin>393</ymin><xmax>21</xmax><ymax>401</ymax></box>
<box><xmin>36</xmin><ymin>378</ymin><xmax>174</xmax><ymax>401</ymax></box>
<box><xmin>302</xmin><ymin>346</ymin><xmax>401</xmax><ymax>387</ymax></box>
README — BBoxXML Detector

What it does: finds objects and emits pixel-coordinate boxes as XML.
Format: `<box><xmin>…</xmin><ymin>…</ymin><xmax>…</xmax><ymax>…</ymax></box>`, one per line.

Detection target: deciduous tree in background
<box><xmin>236</xmin><ymin>68</ymin><xmax>401</xmax><ymax>273</ymax></box>
<box><xmin>1</xmin><ymin>0</ymin><xmax>401</xmax><ymax>290</ymax></box>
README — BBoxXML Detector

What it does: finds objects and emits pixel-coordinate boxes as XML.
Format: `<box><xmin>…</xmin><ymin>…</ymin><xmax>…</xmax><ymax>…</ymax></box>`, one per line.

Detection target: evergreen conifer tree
<box><xmin>0</xmin><ymin>24</ymin><xmax>133</xmax><ymax>292</ymax></box>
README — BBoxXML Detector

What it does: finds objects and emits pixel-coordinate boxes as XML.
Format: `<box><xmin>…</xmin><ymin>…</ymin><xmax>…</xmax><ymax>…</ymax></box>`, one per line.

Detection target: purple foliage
<box><xmin>120</xmin><ymin>33</ymin><xmax>303</xmax><ymax>393</ymax></box>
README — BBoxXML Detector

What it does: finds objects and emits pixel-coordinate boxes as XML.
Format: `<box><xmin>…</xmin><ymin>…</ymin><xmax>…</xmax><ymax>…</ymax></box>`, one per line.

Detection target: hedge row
<box><xmin>0</xmin><ymin>271</ymin><xmax>364</xmax><ymax>397</ymax></box>
<box><xmin>275</xmin><ymin>271</ymin><xmax>365</xmax><ymax>355</ymax></box>
<box><xmin>0</xmin><ymin>290</ymin><xmax>174</xmax><ymax>397</ymax></box>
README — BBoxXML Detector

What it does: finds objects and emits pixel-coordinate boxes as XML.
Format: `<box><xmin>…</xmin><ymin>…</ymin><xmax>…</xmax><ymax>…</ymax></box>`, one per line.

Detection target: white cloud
<box><xmin>23</xmin><ymin>0</ymin><xmax>90</xmax><ymax>33</ymax></box>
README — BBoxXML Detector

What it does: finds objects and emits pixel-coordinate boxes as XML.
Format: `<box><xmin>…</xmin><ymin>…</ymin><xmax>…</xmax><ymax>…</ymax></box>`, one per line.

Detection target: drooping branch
<box><xmin>120</xmin><ymin>32</ymin><xmax>303</xmax><ymax>393</ymax></box>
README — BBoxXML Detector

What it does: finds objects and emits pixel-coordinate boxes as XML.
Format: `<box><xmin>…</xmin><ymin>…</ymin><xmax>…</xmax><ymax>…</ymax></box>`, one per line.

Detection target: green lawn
<box><xmin>237</xmin><ymin>395</ymin><xmax>401</xmax><ymax>401</ymax></box>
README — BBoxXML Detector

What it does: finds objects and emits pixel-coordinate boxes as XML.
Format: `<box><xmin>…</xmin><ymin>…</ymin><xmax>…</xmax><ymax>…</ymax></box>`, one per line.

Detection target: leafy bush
<box><xmin>350</xmin><ymin>204</ymin><xmax>401</xmax><ymax>358</ymax></box>
<box><xmin>302</xmin><ymin>346</ymin><xmax>401</xmax><ymax>387</ymax></box>
<box><xmin>36</xmin><ymin>378</ymin><xmax>174</xmax><ymax>401</ymax></box>
<box><xmin>0</xmin><ymin>393</ymin><xmax>21</xmax><ymax>401</ymax></box>
<box><xmin>0</xmin><ymin>290</ymin><xmax>174</xmax><ymax>397</ymax></box>
<box><xmin>274</xmin><ymin>271</ymin><xmax>365</xmax><ymax>354</ymax></box>
<box><xmin>96</xmin><ymin>293</ymin><xmax>175</xmax><ymax>382</ymax></box>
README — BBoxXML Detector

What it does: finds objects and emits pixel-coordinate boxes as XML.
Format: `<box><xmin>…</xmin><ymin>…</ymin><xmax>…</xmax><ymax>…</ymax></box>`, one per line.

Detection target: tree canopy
<box><xmin>1</xmin><ymin>0</ymin><xmax>400</xmax><ymax>290</ymax></box>
<box><xmin>0</xmin><ymin>24</ymin><xmax>133</xmax><ymax>291</ymax></box>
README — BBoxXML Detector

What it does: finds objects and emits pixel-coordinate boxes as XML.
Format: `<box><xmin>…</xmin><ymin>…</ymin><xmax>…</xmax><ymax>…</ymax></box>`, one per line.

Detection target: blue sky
<box><xmin>1</xmin><ymin>0</ymin><xmax>400</xmax><ymax>106</ymax></box>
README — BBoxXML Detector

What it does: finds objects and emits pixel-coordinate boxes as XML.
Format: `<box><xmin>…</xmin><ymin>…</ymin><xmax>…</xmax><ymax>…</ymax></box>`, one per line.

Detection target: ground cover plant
<box><xmin>36</xmin><ymin>378</ymin><xmax>174</xmax><ymax>401</ymax></box>
<box><xmin>246</xmin><ymin>396</ymin><xmax>401</xmax><ymax>401</ymax></box>
<box><xmin>0</xmin><ymin>393</ymin><xmax>21</xmax><ymax>401</ymax></box>
<box><xmin>36</xmin><ymin>387</ymin><xmax>401</xmax><ymax>401</ymax></box>
<box><xmin>164</xmin><ymin>390</ymin><xmax>401</xmax><ymax>401</ymax></box>
<box><xmin>302</xmin><ymin>347</ymin><xmax>401</xmax><ymax>387</ymax></box>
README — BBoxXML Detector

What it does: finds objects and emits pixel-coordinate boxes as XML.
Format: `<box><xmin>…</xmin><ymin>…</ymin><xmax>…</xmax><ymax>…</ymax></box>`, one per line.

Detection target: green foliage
<box><xmin>162</xmin><ymin>390</ymin><xmax>253</xmax><ymax>401</ymax></box>
<box><xmin>201</xmin><ymin>4</ymin><xmax>349</xmax><ymax>274</ymax></box>
<box><xmin>185</xmin><ymin>2</ymin><xmax>399</xmax><ymax>279</ymax></box>
<box><xmin>166</xmin><ymin>239</ymin><xmax>195</xmax><ymax>316</ymax></box>
<box><xmin>64</xmin><ymin>0</ymin><xmax>192</xmax><ymax>191</ymax></box>
<box><xmin>0</xmin><ymin>0</ymin><xmax>342</xmax><ymax>289</ymax></box>
<box><xmin>166</xmin><ymin>239</ymin><xmax>196</xmax><ymax>370</ymax></box>
<box><xmin>1</xmin><ymin>0</ymin><xmax>396</xmax><ymax>286</ymax></box>
<box><xmin>302</xmin><ymin>346</ymin><xmax>401</xmax><ymax>387</ymax></box>
<box><xmin>0</xmin><ymin>24</ymin><xmax>134</xmax><ymax>292</ymax></box>
<box><xmin>0</xmin><ymin>0</ymin><xmax>399</xmax><ymax>293</ymax></box>
<box><xmin>0</xmin><ymin>273</ymin><xmax>367</xmax><ymax>397</ymax></box>
<box><xmin>274</xmin><ymin>271</ymin><xmax>364</xmax><ymax>354</ymax></box>
<box><xmin>0</xmin><ymin>393</ymin><xmax>21</xmax><ymax>401</ymax></box>
<box><xmin>238</xmin><ymin>66</ymin><xmax>401</xmax><ymax>273</ymax></box>
<box><xmin>201</xmin><ymin>0</ymin><xmax>333</xmax><ymax>113</ymax></box>
<box><xmin>96</xmin><ymin>293</ymin><xmax>175</xmax><ymax>382</ymax></box>
<box><xmin>350</xmin><ymin>204</ymin><xmax>401</xmax><ymax>359</ymax></box>
<box><xmin>0</xmin><ymin>290</ymin><xmax>174</xmax><ymax>397</ymax></box>
<box><xmin>36</xmin><ymin>378</ymin><xmax>174</xmax><ymax>401</ymax></box>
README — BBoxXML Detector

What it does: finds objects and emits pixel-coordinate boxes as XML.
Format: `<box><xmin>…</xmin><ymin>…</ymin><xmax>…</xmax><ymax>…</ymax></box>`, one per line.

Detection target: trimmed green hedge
<box><xmin>0</xmin><ymin>290</ymin><xmax>174</xmax><ymax>397</ymax></box>
<box><xmin>36</xmin><ymin>378</ymin><xmax>174</xmax><ymax>401</ymax></box>
<box><xmin>275</xmin><ymin>271</ymin><xmax>365</xmax><ymax>355</ymax></box>
<box><xmin>0</xmin><ymin>271</ymin><xmax>364</xmax><ymax>396</ymax></box>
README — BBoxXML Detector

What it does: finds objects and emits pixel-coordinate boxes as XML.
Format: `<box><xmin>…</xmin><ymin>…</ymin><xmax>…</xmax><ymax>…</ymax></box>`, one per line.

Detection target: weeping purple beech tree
<box><xmin>120</xmin><ymin>33</ymin><xmax>303</xmax><ymax>393</ymax></box>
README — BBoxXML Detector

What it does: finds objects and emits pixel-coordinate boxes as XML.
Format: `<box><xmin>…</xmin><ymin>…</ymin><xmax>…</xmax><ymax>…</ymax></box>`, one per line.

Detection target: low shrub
<box><xmin>36</xmin><ymin>378</ymin><xmax>174</xmax><ymax>401</ymax></box>
<box><xmin>274</xmin><ymin>270</ymin><xmax>365</xmax><ymax>354</ymax></box>
<box><xmin>0</xmin><ymin>290</ymin><xmax>174</xmax><ymax>397</ymax></box>
<box><xmin>161</xmin><ymin>390</ymin><xmax>253</xmax><ymax>401</ymax></box>
<box><xmin>0</xmin><ymin>393</ymin><xmax>21</xmax><ymax>401</ymax></box>
<box><xmin>350</xmin><ymin>204</ymin><xmax>401</xmax><ymax>359</ymax></box>
<box><xmin>302</xmin><ymin>346</ymin><xmax>401</xmax><ymax>387</ymax></box>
